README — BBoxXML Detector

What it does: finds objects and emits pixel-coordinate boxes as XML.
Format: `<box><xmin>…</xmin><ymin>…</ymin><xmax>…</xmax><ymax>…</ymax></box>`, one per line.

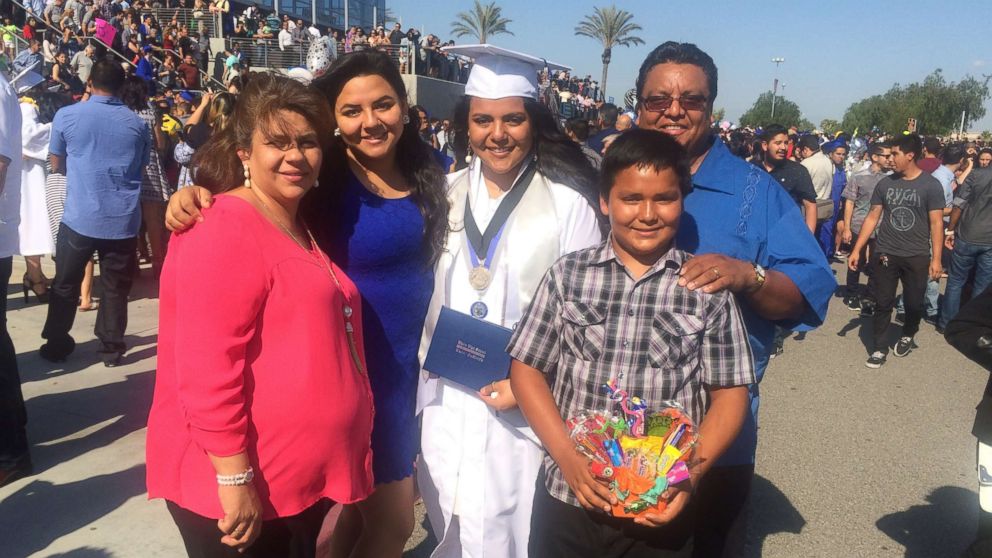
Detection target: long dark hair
<box><xmin>308</xmin><ymin>50</ymin><xmax>449</xmax><ymax>265</ymax></box>
<box><xmin>452</xmin><ymin>96</ymin><xmax>600</xmax><ymax>210</ymax></box>
<box><xmin>36</xmin><ymin>91</ymin><xmax>73</xmax><ymax>124</ymax></box>
<box><xmin>118</xmin><ymin>75</ymin><xmax>149</xmax><ymax>112</ymax></box>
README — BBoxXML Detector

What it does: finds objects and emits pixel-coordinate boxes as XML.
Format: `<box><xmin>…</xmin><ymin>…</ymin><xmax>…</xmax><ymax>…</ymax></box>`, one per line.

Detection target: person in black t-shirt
<box><xmin>760</xmin><ymin>124</ymin><xmax>817</xmax><ymax>233</ymax></box>
<box><xmin>849</xmin><ymin>134</ymin><xmax>945</xmax><ymax>368</ymax></box>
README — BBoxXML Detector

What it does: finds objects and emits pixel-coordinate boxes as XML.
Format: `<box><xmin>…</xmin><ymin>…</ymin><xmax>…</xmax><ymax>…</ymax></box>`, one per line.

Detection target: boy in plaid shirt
<box><xmin>508</xmin><ymin>129</ymin><xmax>755</xmax><ymax>556</ymax></box>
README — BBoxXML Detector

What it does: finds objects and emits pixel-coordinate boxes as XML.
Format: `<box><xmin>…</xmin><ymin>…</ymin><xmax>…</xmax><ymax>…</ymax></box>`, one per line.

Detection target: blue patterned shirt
<box><xmin>678</xmin><ymin>137</ymin><xmax>835</xmax><ymax>465</ymax></box>
<box><xmin>49</xmin><ymin>95</ymin><xmax>149</xmax><ymax>239</ymax></box>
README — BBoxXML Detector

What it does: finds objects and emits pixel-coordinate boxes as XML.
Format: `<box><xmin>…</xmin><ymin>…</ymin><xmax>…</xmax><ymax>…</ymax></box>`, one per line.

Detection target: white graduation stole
<box><xmin>417</xmin><ymin>168</ymin><xmax>562</xmax><ymax>413</ymax></box>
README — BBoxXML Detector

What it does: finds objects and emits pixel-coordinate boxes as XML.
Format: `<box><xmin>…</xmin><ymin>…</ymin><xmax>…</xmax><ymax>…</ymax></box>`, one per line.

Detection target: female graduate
<box><xmin>416</xmin><ymin>45</ymin><xmax>602</xmax><ymax>558</ymax></box>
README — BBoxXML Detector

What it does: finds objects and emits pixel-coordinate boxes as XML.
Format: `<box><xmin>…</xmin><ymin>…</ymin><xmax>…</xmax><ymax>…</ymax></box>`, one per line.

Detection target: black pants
<box><xmin>528</xmin><ymin>482</ymin><xmax>693</xmax><ymax>558</ymax></box>
<box><xmin>846</xmin><ymin>237</ymin><xmax>876</xmax><ymax>294</ymax></box>
<box><xmin>0</xmin><ymin>256</ymin><xmax>30</xmax><ymax>470</ymax></box>
<box><xmin>870</xmin><ymin>251</ymin><xmax>930</xmax><ymax>352</ymax></box>
<box><xmin>167</xmin><ymin>499</ymin><xmax>332</xmax><ymax>558</ymax></box>
<box><xmin>41</xmin><ymin>224</ymin><xmax>137</xmax><ymax>359</ymax></box>
<box><xmin>692</xmin><ymin>464</ymin><xmax>753</xmax><ymax>558</ymax></box>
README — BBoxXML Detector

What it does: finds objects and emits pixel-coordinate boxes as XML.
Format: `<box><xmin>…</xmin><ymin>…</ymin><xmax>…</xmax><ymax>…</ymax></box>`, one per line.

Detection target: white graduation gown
<box><xmin>0</xmin><ymin>75</ymin><xmax>22</xmax><ymax>259</ymax></box>
<box><xmin>417</xmin><ymin>159</ymin><xmax>601</xmax><ymax>558</ymax></box>
<box><xmin>18</xmin><ymin>102</ymin><xmax>53</xmax><ymax>256</ymax></box>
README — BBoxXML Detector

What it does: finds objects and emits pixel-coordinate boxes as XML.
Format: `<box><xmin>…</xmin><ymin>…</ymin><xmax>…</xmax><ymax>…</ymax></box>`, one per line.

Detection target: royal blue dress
<box><xmin>323</xmin><ymin>172</ymin><xmax>434</xmax><ymax>484</ymax></box>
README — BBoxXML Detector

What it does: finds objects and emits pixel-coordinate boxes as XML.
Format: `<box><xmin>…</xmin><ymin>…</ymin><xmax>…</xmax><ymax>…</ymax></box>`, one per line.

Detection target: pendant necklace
<box><xmin>250</xmin><ymin>189</ymin><xmax>365</xmax><ymax>375</ymax></box>
<box><xmin>463</xmin><ymin>157</ymin><xmax>538</xmax><ymax>319</ymax></box>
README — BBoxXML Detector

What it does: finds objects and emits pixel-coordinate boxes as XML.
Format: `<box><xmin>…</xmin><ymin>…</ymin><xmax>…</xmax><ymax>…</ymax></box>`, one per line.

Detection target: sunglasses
<box><xmin>640</xmin><ymin>94</ymin><xmax>709</xmax><ymax>113</ymax></box>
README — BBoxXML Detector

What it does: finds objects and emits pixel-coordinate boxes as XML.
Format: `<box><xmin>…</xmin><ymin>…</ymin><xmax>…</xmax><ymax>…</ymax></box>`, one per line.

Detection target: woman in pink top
<box><xmin>146</xmin><ymin>73</ymin><xmax>374</xmax><ymax>557</ymax></box>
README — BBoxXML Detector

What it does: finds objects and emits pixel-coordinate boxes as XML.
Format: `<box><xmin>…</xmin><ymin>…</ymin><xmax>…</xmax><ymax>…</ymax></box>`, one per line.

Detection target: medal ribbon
<box><xmin>464</xmin><ymin>159</ymin><xmax>539</xmax><ymax>269</ymax></box>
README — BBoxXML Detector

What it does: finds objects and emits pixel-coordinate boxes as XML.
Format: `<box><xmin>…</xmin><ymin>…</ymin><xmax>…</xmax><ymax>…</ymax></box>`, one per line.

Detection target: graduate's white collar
<box><xmin>468</xmin><ymin>154</ymin><xmax>537</xmax><ymax>202</ymax></box>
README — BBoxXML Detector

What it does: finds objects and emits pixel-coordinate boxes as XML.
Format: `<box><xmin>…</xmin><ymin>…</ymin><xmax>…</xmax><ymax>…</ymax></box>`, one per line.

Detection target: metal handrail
<box><xmin>153</xmin><ymin>45</ymin><xmax>225</xmax><ymax>91</ymax></box>
<box><xmin>227</xmin><ymin>37</ymin><xmax>414</xmax><ymax>73</ymax></box>
<box><xmin>5</xmin><ymin>0</ymin><xmax>224</xmax><ymax>92</ymax></box>
<box><xmin>145</xmin><ymin>7</ymin><xmax>217</xmax><ymax>38</ymax></box>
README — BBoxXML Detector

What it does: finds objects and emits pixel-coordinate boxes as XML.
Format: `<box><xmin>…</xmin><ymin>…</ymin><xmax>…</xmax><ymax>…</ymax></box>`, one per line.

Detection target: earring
<box><xmin>402</xmin><ymin>114</ymin><xmax>410</xmax><ymax>124</ymax></box>
<box><xmin>243</xmin><ymin>164</ymin><xmax>251</xmax><ymax>189</ymax></box>
<box><xmin>333</xmin><ymin>128</ymin><xmax>341</xmax><ymax>137</ymax></box>
<box><xmin>313</xmin><ymin>179</ymin><xmax>320</xmax><ymax>189</ymax></box>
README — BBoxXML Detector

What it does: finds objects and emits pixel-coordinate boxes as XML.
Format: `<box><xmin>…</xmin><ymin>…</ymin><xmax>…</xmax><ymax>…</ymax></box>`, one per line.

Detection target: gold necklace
<box><xmin>250</xmin><ymin>189</ymin><xmax>365</xmax><ymax>375</ymax></box>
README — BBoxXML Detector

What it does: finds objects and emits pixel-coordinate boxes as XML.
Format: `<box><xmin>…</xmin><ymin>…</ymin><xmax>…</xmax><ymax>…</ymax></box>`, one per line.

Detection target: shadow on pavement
<box><xmin>48</xmin><ymin>548</ymin><xmax>115</xmax><ymax>557</ymax></box>
<box><xmin>26</xmin><ymin>368</ymin><xmax>155</xmax><ymax>476</ymax></box>
<box><xmin>876</xmin><ymin>485</ymin><xmax>977</xmax><ymax>557</ymax></box>
<box><xmin>742</xmin><ymin>474</ymin><xmax>805</xmax><ymax>558</ymax></box>
<box><xmin>18</xmin><ymin>333</ymin><xmax>158</xmax><ymax>382</ymax></box>
<box><xmin>0</xmin><ymin>464</ymin><xmax>146</xmax><ymax>557</ymax></box>
<box><xmin>403</xmin><ymin>512</ymin><xmax>438</xmax><ymax>558</ymax></box>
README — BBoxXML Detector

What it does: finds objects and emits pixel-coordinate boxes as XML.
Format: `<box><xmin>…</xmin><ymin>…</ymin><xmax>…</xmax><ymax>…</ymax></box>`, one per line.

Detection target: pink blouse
<box><xmin>146</xmin><ymin>195</ymin><xmax>374</xmax><ymax>520</ymax></box>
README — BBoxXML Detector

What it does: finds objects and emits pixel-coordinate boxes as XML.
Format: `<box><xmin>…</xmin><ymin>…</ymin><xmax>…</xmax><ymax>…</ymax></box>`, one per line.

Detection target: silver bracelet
<box><xmin>216</xmin><ymin>467</ymin><xmax>254</xmax><ymax>486</ymax></box>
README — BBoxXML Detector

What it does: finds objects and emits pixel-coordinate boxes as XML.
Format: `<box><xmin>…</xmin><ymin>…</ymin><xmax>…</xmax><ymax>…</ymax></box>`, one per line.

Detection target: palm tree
<box><xmin>383</xmin><ymin>8</ymin><xmax>398</xmax><ymax>26</ymax></box>
<box><xmin>450</xmin><ymin>0</ymin><xmax>513</xmax><ymax>44</ymax></box>
<box><xmin>575</xmin><ymin>6</ymin><xmax>644</xmax><ymax>103</ymax></box>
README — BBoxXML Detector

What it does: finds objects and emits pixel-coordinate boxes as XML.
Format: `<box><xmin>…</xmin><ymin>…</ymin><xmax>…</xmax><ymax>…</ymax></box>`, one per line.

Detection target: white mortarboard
<box><xmin>11</xmin><ymin>69</ymin><xmax>44</xmax><ymax>94</ymax></box>
<box><xmin>286</xmin><ymin>66</ymin><xmax>314</xmax><ymax>85</ymax></box>
<box><xmin>442</xmin><ymin>44</ymin><xmax>570</xmax><ymax>101</ymax></box>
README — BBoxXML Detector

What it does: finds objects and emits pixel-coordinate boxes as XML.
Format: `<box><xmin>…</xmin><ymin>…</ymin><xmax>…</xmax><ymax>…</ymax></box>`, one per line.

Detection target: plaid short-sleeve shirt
<box><xmin>507</xmin><ymin>240</ymin><xmax>755</xmax><ymax>507</ymax></box>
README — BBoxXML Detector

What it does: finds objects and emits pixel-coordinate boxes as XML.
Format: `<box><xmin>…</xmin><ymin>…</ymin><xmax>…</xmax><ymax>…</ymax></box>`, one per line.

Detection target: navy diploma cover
<box><xmin>423</xmin><ymin>306</ymin><xmax>513</xmax><ymax>391</ymax></box>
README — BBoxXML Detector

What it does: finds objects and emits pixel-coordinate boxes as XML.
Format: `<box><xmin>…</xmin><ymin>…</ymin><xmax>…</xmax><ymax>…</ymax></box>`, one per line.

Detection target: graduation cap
<box><xmin>11</xmin><ymin>69</ymin><xmax>45</xmax><ymax>95</ymax></box>
<box><xmin>441</xmin><ymin>44</ymin><xmax>570</xmax><ymax>101</ymax></box>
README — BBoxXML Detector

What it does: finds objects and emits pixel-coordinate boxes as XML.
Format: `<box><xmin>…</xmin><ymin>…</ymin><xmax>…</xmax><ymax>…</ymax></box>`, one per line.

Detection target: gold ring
<box><xmin>711</xmin><ymin>267</ymin><xmax>721</xmax><ymax>279</ymax></box>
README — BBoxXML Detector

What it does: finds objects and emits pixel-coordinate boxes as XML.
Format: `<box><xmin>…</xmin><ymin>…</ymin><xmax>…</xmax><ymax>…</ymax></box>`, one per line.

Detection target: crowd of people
<box><xmin>0</xmin><ymin>0</ymin><xmax>475</xmax><ymax>109</ymax></box>
<box><xmin>2</xmin><ymin>10</ymin><xmax>992</xmax><ymax>558</ymax></box>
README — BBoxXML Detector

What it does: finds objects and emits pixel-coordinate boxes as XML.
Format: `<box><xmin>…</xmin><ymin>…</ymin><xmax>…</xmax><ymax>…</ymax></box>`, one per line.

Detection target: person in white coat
<box><xmin>417</xmin><ymin>45</ymin><xmax>603</xmax><ymax>558</ymax></box>
<box><xmin>0</xmin><ymin>69</ymin><xmax>32</xmax><ymax>487</ymax></box>
<box><xmin>16</xmin><ymin>72</ymin><xmax>55</xmax><ymax>303</ymax></box>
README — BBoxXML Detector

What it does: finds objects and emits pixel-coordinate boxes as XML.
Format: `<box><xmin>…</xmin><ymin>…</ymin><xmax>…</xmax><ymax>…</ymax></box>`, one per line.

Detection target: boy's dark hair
<box><xmin>798</xmin><ymin>135</ymin><xmax>820</xmax><ymax>152</ymax></box>
<box><xmin>941</xmin><ymin>143</ymin><xmax>965</xmax><ymax>166</ymax></box>
<box><xmin>869</xmin><ymin>142</ymin><xmax>890</xmax><ymax>157</ymax></box>
<box><xmin>90</xmin><ymin>58</ymin><xmax>126</xmax><ymax>93</ymax></box>
<box><xmin>923</xmin><ymin>136</ymin><xmax>941</xmax><ymax>155</ymax></box>
<box><xmin>890</xmin><ymin>134</ymin><xmax>923</xmax><ymax>161</ymax></box>
<box><xmin>599</xmin><ymin>128</ymin><xmax>691</xmax><ymax>198</ymax></box>
<box><xmin>565</xmin><ymin>117</ymin><xmax>590</xmax><ymax>141</ymax></box>
<box><xmin>599</xmin><ymin>103</ymin><xmax>618</xmax><ymax>126</ymax></box>
<box><xmin>636</xmin><ymin>42</ymin><xmax>718</xmax><ymax>107</ymax></box>
<box><xmin>761</xmin><ymin>124</ymin><xmax>788</xmax><ymax>142</ymax></box>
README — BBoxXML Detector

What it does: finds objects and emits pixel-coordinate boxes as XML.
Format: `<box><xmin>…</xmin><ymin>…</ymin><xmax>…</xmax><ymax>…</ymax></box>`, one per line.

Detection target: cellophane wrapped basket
<box><xmin>566</xmin><ymin>382</ymin><xmax>698</xmax><ymax>517</ymax></box>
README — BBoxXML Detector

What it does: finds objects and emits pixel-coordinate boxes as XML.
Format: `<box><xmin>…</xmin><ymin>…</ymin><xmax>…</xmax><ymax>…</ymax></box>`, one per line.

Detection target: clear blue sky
<box><xmin>385</xmin><ymin>0</ymin><xmax>992</xmax><ymax>132</ymax></box>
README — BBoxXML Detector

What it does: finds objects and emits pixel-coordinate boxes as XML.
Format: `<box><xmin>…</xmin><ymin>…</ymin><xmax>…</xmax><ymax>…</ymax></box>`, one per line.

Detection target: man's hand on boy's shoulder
<box><xmin>678</xmin><ymin>253</ymin><xmax>756</xmax><ymax>294</ymax></box>
<box><xmin>559</xmin><ymin>449</ymin><xmax>616</xmax><ymax>514</ymax></box>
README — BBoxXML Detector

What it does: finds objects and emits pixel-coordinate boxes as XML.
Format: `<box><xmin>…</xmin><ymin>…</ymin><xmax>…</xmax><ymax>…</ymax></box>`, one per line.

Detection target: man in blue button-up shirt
<box><xmin>634</xmin><ymin>42</ymin><xmax>835</xmax><ymax>556</ymax></box>
<box><xmin>40</xmin><ymin>59</ymin><xmax>149</xmax><ymax>367</ymax></box>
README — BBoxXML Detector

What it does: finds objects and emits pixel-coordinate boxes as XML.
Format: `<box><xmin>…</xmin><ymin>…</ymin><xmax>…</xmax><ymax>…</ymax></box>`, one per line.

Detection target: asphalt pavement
<box><xmin>0</xmin><ymin>258</ymin><xmax>985</xmax><ymax>557</ymax></box>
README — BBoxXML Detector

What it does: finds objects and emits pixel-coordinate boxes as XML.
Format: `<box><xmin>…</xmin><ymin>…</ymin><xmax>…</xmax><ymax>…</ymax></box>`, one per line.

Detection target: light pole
<box><xmin>770</xmin><ymin>57</ymin><xmax>785</xmax><ymax>119</ymax></box>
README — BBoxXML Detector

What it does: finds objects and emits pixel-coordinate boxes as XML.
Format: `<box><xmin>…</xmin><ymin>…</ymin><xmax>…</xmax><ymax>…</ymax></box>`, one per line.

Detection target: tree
<box><xmin>711</xmin><ymin>107</ymin><xmax>726</xmax><ymax>123</ymax></box>
<box><xmin>574</xmin><ymin>5</ymin><xmax>644</xmax><ymax>104</ymax></box>
<box><xmin>738</xmin><ymin>91</ymin><xmax>808</xmax><ymax>128</ymax></box>
<box><xmin>450</xmin><ymin>1</ymin><xmax>513</xmax><ymax>44</ymax></box>
<box><xmin>383</xmin><ymin>8</ymin><xmax>398</xmax><ymax>25</ymax></box>
<box><xmin>820</xmin><ymin>119</ymin><xmax>841</xmax><ymax>136</ymax></box>
<box><xmin>841</xmin><ymin>70</ymin><xmax>991</xmax><ymax>135</ymax></box>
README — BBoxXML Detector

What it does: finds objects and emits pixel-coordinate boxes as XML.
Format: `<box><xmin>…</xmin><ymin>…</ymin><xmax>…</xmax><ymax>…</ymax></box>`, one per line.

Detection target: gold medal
<box><xmin>469</xmin><ymin>266</ymin><xmax>492</xmax><ymax>291</ymax></box>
